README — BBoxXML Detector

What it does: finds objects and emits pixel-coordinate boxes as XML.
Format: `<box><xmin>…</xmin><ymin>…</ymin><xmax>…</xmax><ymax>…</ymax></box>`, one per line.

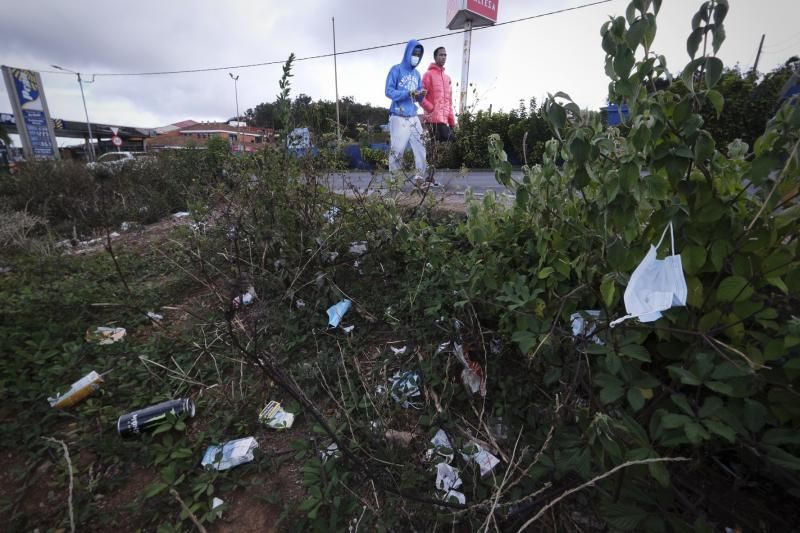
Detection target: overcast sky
<box><xmin>1</xmin><ymin>0</ymin><xmax>798</xmax><ymax>142</ymax></box>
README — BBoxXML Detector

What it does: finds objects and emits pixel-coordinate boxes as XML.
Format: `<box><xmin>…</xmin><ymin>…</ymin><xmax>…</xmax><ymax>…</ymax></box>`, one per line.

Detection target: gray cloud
<box><xmin>2</xmin><ymin>0</ymin><xmax>798</xmax><ymax>129</ymax></box>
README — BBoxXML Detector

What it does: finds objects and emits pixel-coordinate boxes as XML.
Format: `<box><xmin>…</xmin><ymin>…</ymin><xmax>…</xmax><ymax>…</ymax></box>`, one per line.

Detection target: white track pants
<box><xmin>388</xmin><ymin>115</ymin><xmax>427</xmax><ymax>176</ymax></box>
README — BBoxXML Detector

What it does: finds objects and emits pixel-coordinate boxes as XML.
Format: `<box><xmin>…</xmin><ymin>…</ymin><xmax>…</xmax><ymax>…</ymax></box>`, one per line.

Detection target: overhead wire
<box><xmin>39</xmin><ymin>0</ymin><xmax>614</xmax><ymax>78</ymax></box>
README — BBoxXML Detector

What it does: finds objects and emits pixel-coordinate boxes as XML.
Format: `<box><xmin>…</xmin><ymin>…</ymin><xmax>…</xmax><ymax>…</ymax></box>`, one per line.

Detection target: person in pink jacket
<box><xmin>421</xmin><ymin>47</ymin><xmax>456</xmax><ymax>143</ymax></box>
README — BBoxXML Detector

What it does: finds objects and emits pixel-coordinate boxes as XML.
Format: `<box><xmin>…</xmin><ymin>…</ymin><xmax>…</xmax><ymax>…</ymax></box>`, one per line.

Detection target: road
<box><xmin>326</xmin><ymin>169</ymin><xmax>523</xmax><ymax>196</ymax></box>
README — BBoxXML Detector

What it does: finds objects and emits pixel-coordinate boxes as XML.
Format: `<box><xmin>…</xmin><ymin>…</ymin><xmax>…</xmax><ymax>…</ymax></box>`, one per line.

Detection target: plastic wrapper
<box><xmin>259</xmin><ymin>400</ymin><xmax>295</xmax><ymax>429</ymax></box>
<box><xmin>201</xmin><ymin>437</ymin><xmax>258</xmax><ymax>471</ymax></box>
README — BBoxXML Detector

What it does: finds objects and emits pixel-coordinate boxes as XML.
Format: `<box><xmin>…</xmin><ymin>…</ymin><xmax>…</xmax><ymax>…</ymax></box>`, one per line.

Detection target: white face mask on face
<box><xmin>610</xmin><ymin>222</ymin><xmax>688</xmax><ymax>328</ymax></box>
<box><xmin>410</xmin><ymin>56</ymin><xmax>420</xmax><ymax>67</ymax></box>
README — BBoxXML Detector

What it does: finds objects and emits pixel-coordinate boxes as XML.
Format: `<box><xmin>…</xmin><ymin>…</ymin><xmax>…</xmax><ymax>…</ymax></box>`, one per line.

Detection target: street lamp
<box><xmin>228</xmin><ymin>73</ymin><xmax>241</xmax><ymax>152</ymax></box>
<box><xmin>52</xmin><ymin>64</ymin><xmax>96</xmax><ymax>162</ymax></box>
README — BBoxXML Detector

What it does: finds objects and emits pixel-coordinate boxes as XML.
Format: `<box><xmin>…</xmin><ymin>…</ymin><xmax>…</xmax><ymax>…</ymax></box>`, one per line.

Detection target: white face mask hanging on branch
<box><xmin>610</xmin><ymin>222</ymin><xmax>687</xmax><ymax>328</ymax></box>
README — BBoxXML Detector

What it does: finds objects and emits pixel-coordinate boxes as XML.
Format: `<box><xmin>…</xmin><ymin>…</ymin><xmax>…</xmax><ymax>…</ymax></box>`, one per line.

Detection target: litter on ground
<box><xmin>326</xmin><ymin>299</ymin><xmax>352</xmax><ymax>328</ymax></box>
<box><xmin>86</xmin><ymin>326</ymin><xmax>126</xmax><ymax>345</ymax></box>
<box><xmin>201</xmin><ymin>437</ymin><xmax>258</xmax><ymax>471</ymax></box>
<box><xmin>47</xmin><ymin>370</ymin><xmax>104</xmax><ymax>408</ymax></box>
<box><xmin>259</xmin><ymin>400</ymin><xmax>296</xmax><ymax>429</ymax></box>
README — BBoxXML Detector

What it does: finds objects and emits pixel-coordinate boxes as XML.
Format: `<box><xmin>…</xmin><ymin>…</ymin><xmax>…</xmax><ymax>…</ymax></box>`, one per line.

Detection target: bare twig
<box><xmin>170</xmin><ymin>488</ymin><xmax>208</xmax><ymax>533</ymax></box>
<box><xmin>42</xmin><ymin>437</ymin><xmax>75</xmax><ymax>533</ymax></box>
<box><xmin>516</xmin><ymin>456</ymin><xmax>690</xmax><ymax>532</ymax></box>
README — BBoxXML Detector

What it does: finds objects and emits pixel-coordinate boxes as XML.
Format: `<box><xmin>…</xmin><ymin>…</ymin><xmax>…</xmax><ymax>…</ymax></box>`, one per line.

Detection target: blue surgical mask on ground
<box><xmin>411</xmin><ymin>56</ymin><xmax>420</xmax><ymax>67</ymax></box>
<box><xmin>610</xmin><ymin>222</ymin><xmax>687</xmax><ymax>327</ymax></box>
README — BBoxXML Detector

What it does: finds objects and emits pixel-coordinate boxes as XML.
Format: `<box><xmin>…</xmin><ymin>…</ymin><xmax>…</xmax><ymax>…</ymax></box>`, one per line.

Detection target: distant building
<box><xmin>146</xmin><ymin>121</ymin><xmax>273</xmax><ymax>151</ymax></box>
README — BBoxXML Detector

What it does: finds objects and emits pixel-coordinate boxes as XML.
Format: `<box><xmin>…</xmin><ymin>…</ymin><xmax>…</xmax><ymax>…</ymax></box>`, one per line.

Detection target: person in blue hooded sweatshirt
<box><xmin>385</xmin><ymin>39</ymin><xmax>432</xmax><ymax>185</ymax></box>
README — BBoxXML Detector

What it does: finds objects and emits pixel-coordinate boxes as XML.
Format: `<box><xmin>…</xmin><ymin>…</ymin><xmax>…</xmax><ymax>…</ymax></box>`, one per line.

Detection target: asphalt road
<box><xmin>326</xmin><ymin>169</ymin><xmax>523</xmax><ymax>195</ymax></box>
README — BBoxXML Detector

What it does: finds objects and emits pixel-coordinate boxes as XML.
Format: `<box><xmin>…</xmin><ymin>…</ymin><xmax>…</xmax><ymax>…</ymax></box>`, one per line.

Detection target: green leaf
<box><xmin>668</xmin><ymin>366</ymin><xmax>702</xmax><ymax>385</ymax></box>
<box><xmin>705</xmin><ymin>381</ymin><xmax>734</xmax><ymax>396</ymax></box>
<box><xmin>620</xmin><ymin>161</ymin><xmax>640</xmax><ymax>189</ymax></box>
<box><xmin>648</xmin><ymin>460</ymin><xmax>671</xmax><ymax>487</ymax></box>
<box><xmin>764</xmin><ymin>445</ymin><xmax>800</xmax><ymax>471</ymax></box>
<box><xmin>600</xmin><ymin>278</ymin><xmax>616</xmax><ymax>308</ymax></box>
<box><xmin>704</xmin><ymin>57</ymin><xmax>724</xmax><ymax>89</ymax></box>
<box><xmin>743</xmin><ymin>399</ymin><xmax>768</xmax><ymax>432</ymax></box>
<box><xmin>537</xmin><ymin>266</ymin><xmax>555</xmax><ymax>279</ymax></box>
<box><xmin>698</xmin><ymin>396</ymin><xmax>723</xmax><ymax>418</ymax></box>
<box><xmin>682</xmin><ymin>244</ymin><xmax>707</xmax><ymax>275</ymax></box>
<box><xmin>621</xmin><ymin>344</ymin><xmax>651</xmax><ymax>362</ymax></box>
<box><xmin>600</xmin><ymin>385</ymin><xmax>625</xmax><ymax>404</ymax></box>
<box><xmin>547</xmin><ymin>102</ymin><xmax>567</xmax><ymax>131</ymax></box>
<box><xmin>774</xmin><ymin>204</ymin><xmax>800</xmax><ymax>231</ymax></box>
<box><xmin>709</xmin><ymin>240</ymin><xmax>730</xmax><ymax>271</ymax></box>
<box><xmin>671</xmin><ymin>393</ymin><xmax>695</xmax><ymax>416</ymax></box>
<box><xmin>687</xmin><ymin>28</ymin><xmax>704</xmax><ymax>59</ymax></box>
<box><xmin>685</xmin><ymin>421</ymin><xmax>710</xmax><ymax>443</ymax></box>
<box><xmin>627</xmin><ymin>387</ymin><xmax>645</xmax><ymax>411</ymax></box>
<box><xmin>614</xmin><ymin>48</ymin><xmax>635</xmax><ymax>79</ymax></box>
<box><xmin>694</xmin><ymin>130</ymin><xmax>716</xmax><ymax>162</ymax></box>
<box><xmin>626</xmin><ymin>19</ymin><xmax>647</xmax><ymax>50</ymax></box>
<box><xmin>144</xmin><ymin>482</ymin><xmax>169</xmax><ymax>499</ymax></box>
<box><xmin>703</xmin><ymin>419</ymin><xmax>736</xmax><ymax>443</ymax></box>
<box><xmin>600</xmin><ymin>502</ymin><xmax>649</xmax><ymax>531</ymax></box>
<box><xmin>716</xmin><ymin>276</ymin><xmax>751</xmax><ymax>302</ymax></box>
<box><xmin>662</xmin><ymin>413</ymin><xmax>691</xmax><ymax>429</ymax></box>
<box><xmin>762</xmin><ymin>428</ymin><xmax>800</xmax><ymax>446</ymax></box>
<box><xmin>706</xmin><ymin>89</ymin><xmax>724</xmax><ymax>117</ymax></box>
<box><xmin>746</xmin><ymin>154</ymin><xmax>779</xmax><ymax>185</ymax></box>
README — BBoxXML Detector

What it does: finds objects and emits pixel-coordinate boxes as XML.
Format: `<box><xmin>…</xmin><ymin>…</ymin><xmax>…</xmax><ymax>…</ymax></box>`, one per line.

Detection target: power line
<box><xmin>73</xmin><ymin>0</ymin><xmax>613</xmax><ymax>78</ymax></box>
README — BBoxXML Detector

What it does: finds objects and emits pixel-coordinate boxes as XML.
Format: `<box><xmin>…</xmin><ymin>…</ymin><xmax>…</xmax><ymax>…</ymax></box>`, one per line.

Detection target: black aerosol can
<box><xmin>117</xmin><ymin>398</ymin><xmax>195</xmax><ymax>436</ymax></box>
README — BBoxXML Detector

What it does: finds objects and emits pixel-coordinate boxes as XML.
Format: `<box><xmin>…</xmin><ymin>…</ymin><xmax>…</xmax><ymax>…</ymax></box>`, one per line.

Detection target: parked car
<box><xmin>87</xmin><ymin>151</ymin><xmax>154</xmax><ymax>174</ymax></box>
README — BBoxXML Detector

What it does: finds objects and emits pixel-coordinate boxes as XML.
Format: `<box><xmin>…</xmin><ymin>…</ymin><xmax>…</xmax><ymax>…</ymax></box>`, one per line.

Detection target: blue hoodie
<box><xmin>385</xmin><ymin>39</ymin><xmax>425</xmax><ymax>117</ymax></box>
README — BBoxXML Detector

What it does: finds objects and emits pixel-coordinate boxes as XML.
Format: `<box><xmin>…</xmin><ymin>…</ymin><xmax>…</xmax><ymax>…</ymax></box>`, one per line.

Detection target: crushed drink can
<box><xmin>48</xmin><ymin>370</ymin><xmax>104</xmax><ymax>409</ymax></box>
<box><xmin>117</xmin><ymin>398</ymin><xmax>196</xmax><ymax>436</ymax></box>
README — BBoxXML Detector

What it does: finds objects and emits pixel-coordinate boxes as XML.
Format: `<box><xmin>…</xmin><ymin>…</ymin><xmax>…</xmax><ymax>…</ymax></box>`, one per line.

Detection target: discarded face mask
<box><xmin>610</xmin><ymin>222</ymin><xmax>687</xmax><ymax>327</ymax></box>
<box><xmin>435</xmin><ymin>462</ymin><xmax>465</xmax><ymax>504</ymax></box>
<box><xmin>172</xmin><ymin>211</ymin><xmax>191</xmax><ymax>219</ymax></box>
<box><xmin>259</xmin><ymin>400</ymin><xmax>295</xmax><ymax>429</ymax></box>
<box><xmin>48</xmin><ymin>370</ymin><xmax>104</xmax><ymax>408</ymax></box>
<box><xmin>86</xmin><ymin>326</ymin><xmax>126</xmax><ymax>345</ymax></box>
<box><xmin>461</xmin><ymin>442</ymin><xmax>500</xmax><ymax>477</ymax></box>
<box><xmin>232</xmin><ymin>286</ymin><xmax>257</xmax><ymax>309</ymax></box>
<box><xmin>327</xmin><ymin>299</ymin><xmax>352</xmax><ymax>328</ymax></box>
<box><xmin>425</xmin><ymin>429</ymin><xmax>455</xmax><ymax>464</ymax></box>
<box><xmin>570</xmin><ymin>310</ymin><xmax>604</xmax><ymax>344</ymax></box>
<box><xmin>201</xmin><ymin>437</ymin><xmax>258</xmax><ymax>471</ymax></box>
<box><xmin>389</xmin><ymin>371</ymin><xmax>422</xmax><ymax>409</ymax></box>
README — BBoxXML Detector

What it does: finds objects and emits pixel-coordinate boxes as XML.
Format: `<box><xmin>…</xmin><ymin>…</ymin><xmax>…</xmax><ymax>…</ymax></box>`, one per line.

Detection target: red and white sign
<box><xmin>110</xmin><ymin>126</ymin><xmax>119</xmax><ymax>135</ymax></box>
<box><xmin>111</xmin><ymin>135</ymin><xmax>122</xmax><ymax>147</ymax></box>
<box><xmin>447</xmin><ymin>0</ymin><xmax>499</xmax><ymax>30</ymax></box>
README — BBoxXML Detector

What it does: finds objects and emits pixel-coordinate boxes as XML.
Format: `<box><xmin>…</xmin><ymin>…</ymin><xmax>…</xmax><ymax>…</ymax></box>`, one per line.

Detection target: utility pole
<box><xmin>753</xmin><ymin>34</ymin><xmax>766</xmax><ymax>74</ymax></box>
<box><xmin>332</xmin><ymin>17</ymin><xmax>342</xmax><ymax>147</ymax></box>
<box><xmin>459</xmin><ymin>19</ymin><xmax>473</xmax><ymax>116</ymax></box>
<box><xmin>52</xmin><ymin>65</ymin><xmax>96</xmax><ymax>161</ymax></box>
<box><xmin>229</xmin><ymin>73</ymin><xmax>241</xmax><ymax>152</ymax></box>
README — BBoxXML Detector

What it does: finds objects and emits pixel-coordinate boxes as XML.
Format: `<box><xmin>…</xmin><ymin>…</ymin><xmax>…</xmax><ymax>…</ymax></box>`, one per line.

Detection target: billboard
<box><xmin>447</xmin><ymin>0</ymin><xmax>499</xmax><ymax>30</ymax></box>
<box><xmin>2</xmin><ymin>66</ymin><xmax>59</xmax><ymax>159</ymax></box>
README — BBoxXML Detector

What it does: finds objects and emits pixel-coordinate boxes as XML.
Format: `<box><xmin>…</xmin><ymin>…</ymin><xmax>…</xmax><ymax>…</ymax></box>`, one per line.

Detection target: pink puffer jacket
<box><xmin>421</xmin><ymin>63</ymin><xmax>455</xmax><ymax>127</ymax></box>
